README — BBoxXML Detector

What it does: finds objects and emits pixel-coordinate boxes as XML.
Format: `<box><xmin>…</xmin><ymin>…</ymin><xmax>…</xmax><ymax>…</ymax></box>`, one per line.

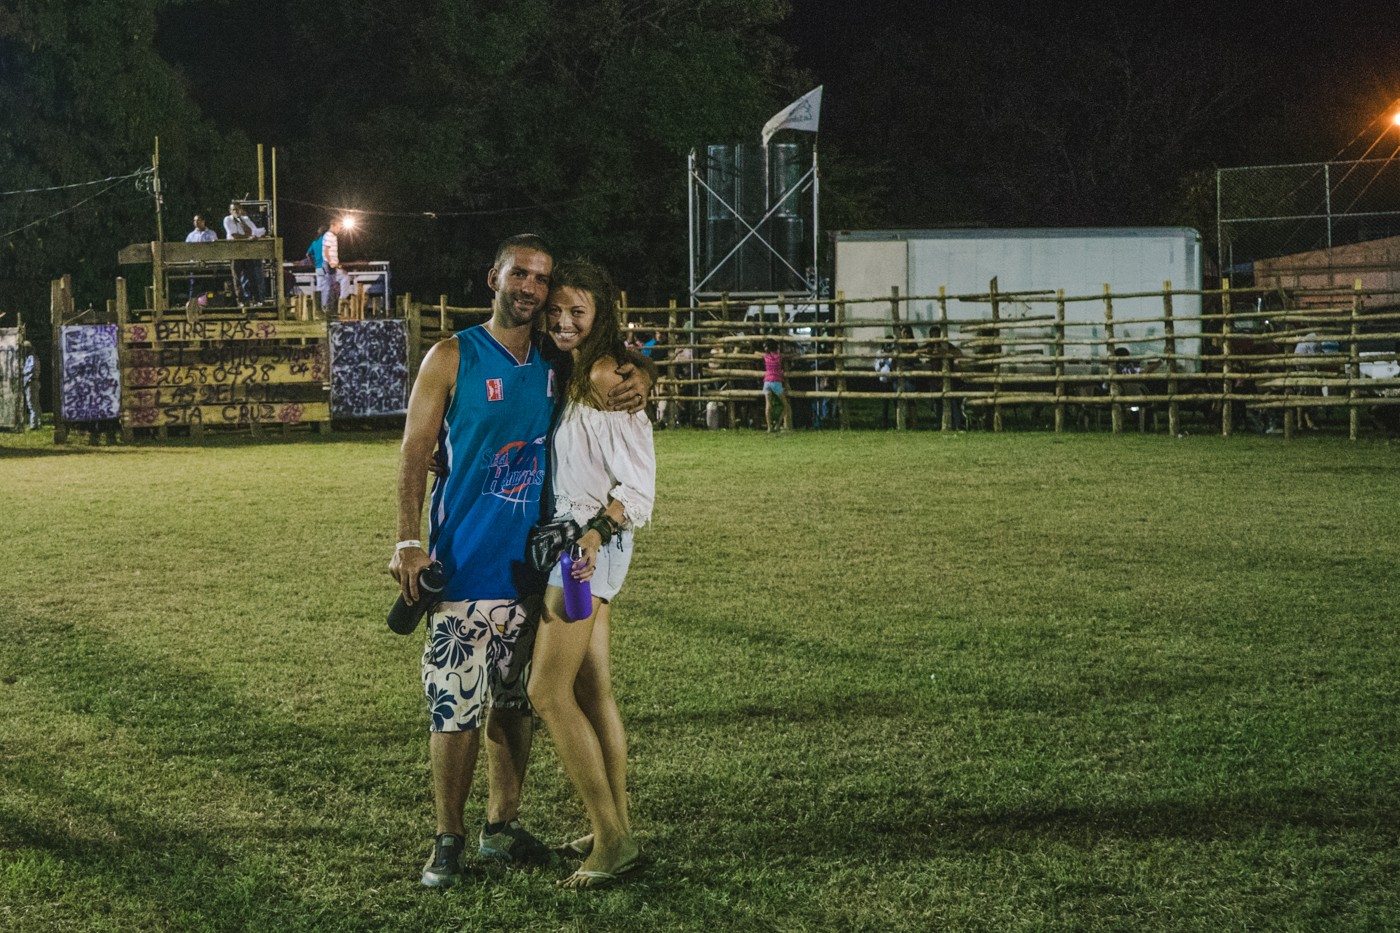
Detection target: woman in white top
<box><xmin>527</xmin><ymin>259</ymin><xmax>655</xmax><ymax>889</ymax></box>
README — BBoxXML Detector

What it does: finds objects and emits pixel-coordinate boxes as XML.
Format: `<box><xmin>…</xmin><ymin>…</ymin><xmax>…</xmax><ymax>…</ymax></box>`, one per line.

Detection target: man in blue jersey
<box><xmin>390</xmin><ymin>234</ymin><xmax>650</xmax><ymax>888</ymax></box>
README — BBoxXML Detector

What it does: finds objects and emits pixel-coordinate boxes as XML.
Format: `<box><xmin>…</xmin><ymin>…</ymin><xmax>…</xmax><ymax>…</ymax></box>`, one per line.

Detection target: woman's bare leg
<box><xmin>528</xmin><ymin>587</ymin><xmax>636</xmax><ymax>876</ymax></box>
<box><xmin>574</xmin><ymin>604</ymin><xmax>630</xmax><ymax>837</ymax></box>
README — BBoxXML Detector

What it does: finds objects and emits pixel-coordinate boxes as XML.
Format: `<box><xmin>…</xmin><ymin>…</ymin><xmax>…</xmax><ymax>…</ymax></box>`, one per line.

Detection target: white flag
<box><xmin>762</xmin><ymin>86</ymin><xmax>823</xmax><ymax>147</ymax></box>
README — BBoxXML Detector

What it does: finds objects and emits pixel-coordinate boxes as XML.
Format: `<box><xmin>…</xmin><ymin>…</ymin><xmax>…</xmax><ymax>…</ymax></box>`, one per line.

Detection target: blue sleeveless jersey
<box><xmin>428</xmin><ymin>325</ymin><xmax>556</xmax><ymax>601</ymax></box>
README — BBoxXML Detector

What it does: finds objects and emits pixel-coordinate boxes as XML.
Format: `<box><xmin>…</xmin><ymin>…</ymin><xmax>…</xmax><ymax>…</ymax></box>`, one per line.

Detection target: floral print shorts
<box><xmin>421</xmin><ymin>597</ymin><xmax>536</xmax><ymax>733</ymax></box>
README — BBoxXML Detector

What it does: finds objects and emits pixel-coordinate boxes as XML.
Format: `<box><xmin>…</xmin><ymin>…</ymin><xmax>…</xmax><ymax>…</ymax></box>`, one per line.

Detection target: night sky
<box><xmin>785</xmin><ymin>0</ymin><xmax>1400</xmax><ymax>172</ymax></box>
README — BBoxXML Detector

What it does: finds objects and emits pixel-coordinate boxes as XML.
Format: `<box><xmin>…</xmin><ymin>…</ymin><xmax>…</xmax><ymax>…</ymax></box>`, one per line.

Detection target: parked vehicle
<box><xmin>833</xmin><ymin>227</ymin><xmax>1205</xmax><ymax>373</ymax></box>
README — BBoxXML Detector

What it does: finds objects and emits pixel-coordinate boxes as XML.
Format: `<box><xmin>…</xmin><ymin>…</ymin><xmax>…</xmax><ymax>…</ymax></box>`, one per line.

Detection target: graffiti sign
<box><xmin>0</xmin><ymin>329</ymin><xmax>20</xmax><ymax>430</ymax></box>
<box><xmin>329</xmin><ymin>319</ymin><xmax>408</xmax><ymax>417</ymax></box>
<box><xmin>62</xmin><ymin>325</ymin><xmax>121</xmax><ymax>421</ymax></box>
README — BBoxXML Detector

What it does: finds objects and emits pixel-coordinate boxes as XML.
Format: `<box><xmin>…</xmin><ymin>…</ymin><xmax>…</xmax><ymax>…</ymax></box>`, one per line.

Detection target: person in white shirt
<box><xmin>527</xmin><ymin>258</ymin><xmax>655</xmax><ymax>889</ymax></box>
<box><xmin>186</xmin><ymin>213</ymin><xmax>217</xmax><ymax>243</ymax></box>
<box><xmin>184</xmin><ymin>214</ymin><xmax>218</xmax><ymax>301</ymax></box>
<box><xmin>320</xmin><ymin>218</ymin><xmax>350</xmax><ymax>315</ymax></box>
<box><xmin>223</xmin><ymin>202</ymin><xmax>266</xmax><ymax>305</ymax></box>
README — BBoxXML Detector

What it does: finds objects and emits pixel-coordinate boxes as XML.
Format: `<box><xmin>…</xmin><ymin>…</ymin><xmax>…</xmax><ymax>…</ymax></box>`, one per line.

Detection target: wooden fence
<box><xmin>410</xmin><ymin>280</ymin><xmax>1400</xmax><ymax>440</ymax></box>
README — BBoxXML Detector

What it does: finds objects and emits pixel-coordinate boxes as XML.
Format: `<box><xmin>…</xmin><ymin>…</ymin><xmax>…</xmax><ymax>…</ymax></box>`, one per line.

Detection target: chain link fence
<box><xmin>1218</xmin><ymin>159</ymin><xmax>1400</xmax><ymax>275</ymax></box>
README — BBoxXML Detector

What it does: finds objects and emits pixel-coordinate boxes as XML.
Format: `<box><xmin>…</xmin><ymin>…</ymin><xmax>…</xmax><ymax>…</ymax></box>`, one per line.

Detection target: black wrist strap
<box><xmin>586</xmin><ymin>512</ymin><xmax>620</xmax><ymax>545</ymax></box>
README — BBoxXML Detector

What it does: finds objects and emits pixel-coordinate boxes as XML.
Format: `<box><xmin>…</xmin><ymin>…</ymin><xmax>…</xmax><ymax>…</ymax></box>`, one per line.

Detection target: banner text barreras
<box><xmin>122</xmin><ymin>320</ymin><xmax>328</xmax><ymax>343</ymax></box>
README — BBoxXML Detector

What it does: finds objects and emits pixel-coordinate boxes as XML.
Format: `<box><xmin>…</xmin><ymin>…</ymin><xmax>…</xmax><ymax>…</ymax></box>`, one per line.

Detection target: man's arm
<box><xmin>389</xmin><ymin>338</ymin><xmax>457</xmax><ymax>602</ymax></box>
<box><xmin>606</xmin><ymin>347</ymin><xmax>656</xmax><ymax>414</ymax></box>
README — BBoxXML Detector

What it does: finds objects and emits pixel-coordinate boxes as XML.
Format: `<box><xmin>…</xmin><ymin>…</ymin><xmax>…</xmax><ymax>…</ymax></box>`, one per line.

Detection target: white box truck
<box><xmin>834</xmin><ymin>227</ymin><xmax>1204</xmax><ymax>372</ymax></box>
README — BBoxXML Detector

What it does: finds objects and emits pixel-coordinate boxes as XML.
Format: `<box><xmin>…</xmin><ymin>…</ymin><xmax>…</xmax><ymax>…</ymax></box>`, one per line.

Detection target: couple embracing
<box><xmin>390</xmin><ymin>234</ymin><xmax>656</xmax><ymax>890</ymax></box>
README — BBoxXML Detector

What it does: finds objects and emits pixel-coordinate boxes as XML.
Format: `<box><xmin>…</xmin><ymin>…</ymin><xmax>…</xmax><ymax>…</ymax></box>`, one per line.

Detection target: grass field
<box><xmin>2</xmin><ymin>427</ymin><xmax>1398</xmax><ymax>931</ymax></box>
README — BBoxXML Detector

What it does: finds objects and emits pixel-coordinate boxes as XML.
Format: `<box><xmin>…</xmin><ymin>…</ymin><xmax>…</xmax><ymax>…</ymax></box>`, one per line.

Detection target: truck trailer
<box><xmin>833</xmin><ymin>227</ymin><xmax>1204</xmax><ymax>372</ymax></box>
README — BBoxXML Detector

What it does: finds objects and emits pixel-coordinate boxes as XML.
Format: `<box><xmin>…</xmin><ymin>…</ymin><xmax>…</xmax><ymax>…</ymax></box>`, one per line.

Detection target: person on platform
<box><xmin>184</xmin><ymin>213</ymin><xmax>218</xmax><ymax>301</ymax></box>
<box><xmin>320</xmin><ymin>218</ymin><xmax>349</xmax><ymax>315</ymax></box>
<box><xmin>223</xmin><ymin>202</ymin><xmax>266</xmax><ymax>305</ymax></box>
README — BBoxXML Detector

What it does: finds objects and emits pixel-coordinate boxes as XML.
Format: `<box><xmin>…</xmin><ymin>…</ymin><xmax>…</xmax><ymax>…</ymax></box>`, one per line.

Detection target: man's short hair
<box><xmin>494</xmin><ymin>234</ymin><xmax>553</xmax><ymax>270</ymax></box>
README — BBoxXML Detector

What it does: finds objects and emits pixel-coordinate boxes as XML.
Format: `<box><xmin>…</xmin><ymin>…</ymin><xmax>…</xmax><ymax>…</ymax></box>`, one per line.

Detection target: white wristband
<box><xmin>395</xmin><ymin>539</ymin><xmax>424</xmax><ymax>552</ymax></box>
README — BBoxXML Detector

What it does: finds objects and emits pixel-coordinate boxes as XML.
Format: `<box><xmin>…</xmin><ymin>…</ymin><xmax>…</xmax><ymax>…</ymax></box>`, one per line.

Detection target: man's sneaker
<box><xmin>421</xmin><ymin>833</ymin><xmax>466</xmax><ymax>888</ymax></box>
<box><xmin>478</xmin><ymin>820</ymin><xmax>559</xmax><ymax>867</ymax></box>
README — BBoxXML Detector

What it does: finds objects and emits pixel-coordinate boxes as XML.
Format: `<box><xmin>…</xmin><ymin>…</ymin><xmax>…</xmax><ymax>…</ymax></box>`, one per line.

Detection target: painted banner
<box><xmin>123</xmin><ymin>401</ymin><xmax>331</xmax><ymax>427</ymax></box>
<box><xmin>124</xmin><ymin>361</ymin><xmax>326</xmax><ymax>388</ymax></box>
<box><xmin>0</xmin><ymin>329</ymin><xmax>20</xmax><ymax>430</ymax></box>
<box><xmin>61</xmin><ymin>325</ymin><xmax>120</xmax><ymax>421</ymax></box>
<box><xmin>124</xmin><ymin>383</ymin><xmax>320</xmax><ymax>409</ymax></box>
<box><xmin>126</xmin><ymin>344</ymin><xmax>327</xmax><ymax>370</ymax></box>
<box><xmin>329</xmin><ymin>319</ymin><xmax>408</xmax><ymax>417</ymax></box>
<box><xmin>123</xmin><ymin>319</ymin><xmax>327</xmax><ymax>343</ymax></box>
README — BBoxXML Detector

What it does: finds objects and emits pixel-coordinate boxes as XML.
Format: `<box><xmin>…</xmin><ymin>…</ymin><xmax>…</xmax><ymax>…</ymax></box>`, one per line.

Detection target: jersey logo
<box><xmin>480</xmin><ymin>438</ymin><xmax>546</xmax><ymax>505</ymax></box>
<box><xmin>486</xmin><ymin>378</ymin><xmax>504</xmax><ymax>402</ymax></box>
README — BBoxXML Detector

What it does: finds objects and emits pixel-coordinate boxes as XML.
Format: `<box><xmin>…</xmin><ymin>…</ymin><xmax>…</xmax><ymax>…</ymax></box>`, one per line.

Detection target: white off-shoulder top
<box><xmin>551</xmin><ymin>402</ymin><xmax>656</xmax><ymax>529</ymax></box>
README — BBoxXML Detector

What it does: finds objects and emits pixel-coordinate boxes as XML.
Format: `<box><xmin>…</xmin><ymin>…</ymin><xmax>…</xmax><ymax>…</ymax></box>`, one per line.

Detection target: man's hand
<box><xmin>607</xmin><ymin>356</ymin><xmax>654</xmax><ymax>414</ymax></box>
<box><xmin>389</xmin><ymin>546</ymin><xmax>432</xmax><ymax>603</ymax></box>
<box><xmin>427</xmin><ymin>446</ymin><xmax>449</xmax><ymax>477</ymax></box>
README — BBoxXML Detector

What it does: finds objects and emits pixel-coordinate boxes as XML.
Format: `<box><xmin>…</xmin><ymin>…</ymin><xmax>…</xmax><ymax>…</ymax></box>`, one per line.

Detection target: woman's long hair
<box><xmin>549</xmin><ymin>258</ymin><xmax>627</xmax><ymax>406</ymax></box>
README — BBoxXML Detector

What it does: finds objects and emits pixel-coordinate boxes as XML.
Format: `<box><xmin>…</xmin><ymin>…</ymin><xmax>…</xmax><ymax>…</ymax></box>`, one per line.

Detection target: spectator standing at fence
<box><xmin>1294</xmin><ymin>331</ymin><xmax>1323</xmax><ymax>430</ymax></box>
<box><xmin>876</xmin><ymin>341</ymin><xmax>894</xmax><ymax>429</ymax></box>
<box><xmin>655</xmin><ymin>339</ymin><xmax>692</xmax><ymax>427</ymax></box>
<box><xmin>389</xmin><ymin>234</ymin><xmax>654</xmax><ymax>890</ymax></box>
<box><xmin>920</xmin><ymin>324</ymin><xmax>965</xmax><ymax>430</ymax></box>
<box><xmin>223</xmin><ymin>202</ymin><xmax>266</xmax><ymax>305</ymax></box>
<box><xmin>762</xmin><ymin>338</ymin><xmax>792</xmax><ymax>433</ymax></box>
<box><xmin>184</xmin><ymin>213</ymin><xmax>218</xmax><ymax>301</ymax></box>
<box><xmin>21</xmin><ymin>341</ymin><xmax>40</xmax><ymax>430</ymax></box>
<box><xmin>893</xmin><ymin>325</ymin><xmax>922</xmax><ymax>429</ymax></box>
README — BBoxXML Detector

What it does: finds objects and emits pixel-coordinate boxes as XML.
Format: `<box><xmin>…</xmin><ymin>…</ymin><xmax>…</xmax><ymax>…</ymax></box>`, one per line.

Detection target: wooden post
<box><xmin>1221</xmin><ymin>279</ymin><xmax>1234</xmax><ymax>438</ymax></box>
<box><xmin>989</xmin><ymin>277</ymin><xmax>1003</xmax><ymax>432</ymax></box>
<box><xmin>1349</xmin><ymin>279</ymin><xmax>1362</xmax><ymax>441</ymax></box>
<box><xmin>439</xmin><ymin>294</ymin><xmax>448</xmax><ymax>335</ymax></box>
<box><xmin>115</xmin><ymin>278</ymin><xmax>134</xmax><ymax>443</ymax></box>
<box><xmin>834</xmin><ymin>293</ymin><xmax>849</xmax><ymax>430</ymax></box>
<box><xmin>667</xmin><ymin>301</ymin><xmax>679</xmax><ymax>428</ymax></box>
<box><xmin>409</xmin><ymin>302</ymin><xmax>423</xmax><ymax>383</ymax></box>
<box><xmin>273</xmin><ymin>235</ymin><xmax>286</xmax><ymax>319</ymax></box>
<box><xmin>152</xmin><ymin>240</ymin><xmax>166</xmax><ymax>321</ymax></box>
<box><xmin>890</xmin><ymin>285</ymin><xmax>906</xmax><ymax>431</ymax></box>
<box><xmin>51</xmin><ymin>277</ymin><xmax>67</xmax><ymax>444</ymax></box>
<box><xmin>939</xmin><ymin>286</ymin><xmax>953</xmax><ymax>432</ymax></box>
<box><xmin>1162</xmin><ymin>280</ymin><xmax>1179</xmax><ymax>436</ymax></box>
<box><xmin>1054</xmin><ymin>289</ymin><xmax>1066</xmax><ymax>434</ymax></box>
<box><xmin>1104</xmin><ymin>283</ymin><xmax>1122</xmax><ymax>434</ymax></box>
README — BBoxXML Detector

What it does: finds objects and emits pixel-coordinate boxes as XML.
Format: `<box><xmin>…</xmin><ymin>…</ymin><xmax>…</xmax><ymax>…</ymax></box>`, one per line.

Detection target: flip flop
<box><xmin>556</xmin><ymin>856</ymin><xmax>643</xmax><ymax>890</ymax></box>
<box><xmin>552</xmin><ymin>835</ymin><xmax>593</xmax><ymax>860</ymax></box>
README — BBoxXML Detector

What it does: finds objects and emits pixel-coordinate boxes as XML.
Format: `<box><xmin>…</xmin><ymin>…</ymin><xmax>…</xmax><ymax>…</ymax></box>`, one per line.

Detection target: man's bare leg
<box><xmin>484</xmin><ymin>707</ymin><xmax>532</xmax><ymax>824</ymax></box>
<box><xmin>430</xmin><ymin>730</ymin><xmax>481</xmax><ymax>836</ymax></box>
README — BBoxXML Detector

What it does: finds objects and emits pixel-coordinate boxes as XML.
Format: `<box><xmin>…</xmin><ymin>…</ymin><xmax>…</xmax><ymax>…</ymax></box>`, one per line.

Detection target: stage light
<box><xmin>342</xmin><ymin>215</ymin><xmax>357</xmax><ymax>229</ymax></box>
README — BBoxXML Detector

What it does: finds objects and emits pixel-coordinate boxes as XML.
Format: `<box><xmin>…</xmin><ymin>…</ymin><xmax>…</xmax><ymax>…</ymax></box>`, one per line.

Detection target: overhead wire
<box><xmin>0</xmin><ymin>167</ymin><xmax>153</xmax><ymax>198</ymax></box>
<box><xmin>0</xmin><ymin>175</ymin><xmax>146</xmax><ymax>240</ymax></box>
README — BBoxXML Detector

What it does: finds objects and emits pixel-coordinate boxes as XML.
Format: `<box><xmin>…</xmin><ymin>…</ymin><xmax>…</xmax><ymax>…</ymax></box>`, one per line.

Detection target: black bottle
<box><xmin>387</xmin><ymin>561</ymin><xmax>446</xmax><ymax>635</ymax></box>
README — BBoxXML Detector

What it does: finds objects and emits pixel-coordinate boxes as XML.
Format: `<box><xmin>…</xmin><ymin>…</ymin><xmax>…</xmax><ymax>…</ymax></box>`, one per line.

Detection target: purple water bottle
<box><xmin>560</xmin><ymin>547</ymin><xmax>593</xmax><ymax>621</ymax></box>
